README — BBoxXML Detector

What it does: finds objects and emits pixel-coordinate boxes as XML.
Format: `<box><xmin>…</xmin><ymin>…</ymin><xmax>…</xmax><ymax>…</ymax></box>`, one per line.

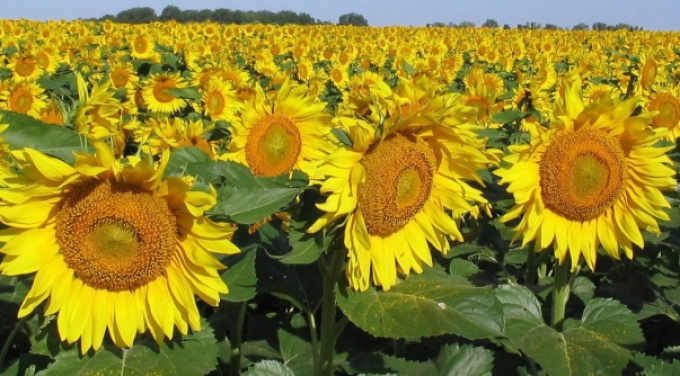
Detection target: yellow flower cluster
<box><xmin>0</xmin><ymin>19</ymin><xmax>678</xmax><ymax>354</ymax></box>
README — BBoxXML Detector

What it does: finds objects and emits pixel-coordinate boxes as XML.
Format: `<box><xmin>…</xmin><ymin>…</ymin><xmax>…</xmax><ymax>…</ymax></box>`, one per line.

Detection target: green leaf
<box><xmin>164</xmin><ymin>150</ymin><xmax>308</xmax><ymax>224</ymax></box>
<box><xmin>572</xmin><ymin>276</ymin><xmax>595</xmax><ymax>305</ymax></box>
<box><xmin>168</xmin><ymin>87</ymin><xmax>202</xmax><ymax>99</ymax></box>
<box><xmin>277</xmin><ymin>329</ymin><xmax>314</xmax><ymax>376</ymax></box>
<box><xmin>0</xmin><ymin>110</ymin><xmax>85</xmax><ymax>164</ymax></box>
<box><xmin>435</xmin><ymin>343</ymin><xmax>494</xmax><ymax>376</ymax></box>
<box><xmin>267</xmin><ymin>189</ymin><xmax>329</xmax><ymax>265</ymax></box>
<box><xmin>243</xmin><ymin>360</ymin><xmax>296</xmax><ymax>376</ymax></box>
<box><xmin>337</xmin><ymin>269</ymin><xmax>503</xmax><ymax>340</ymax></box>
<box><xmin>491</xmin><ymin>109</ymin><xmax>523</xmax><ymax>124</ymax></box>
<box><xmin>220</xmin><ymin>249</ymin><xmax>257</xmax><ymax>302</ymax></box>
<box><xmin>256</xmin><ymin>251</ymin><xmax>323</xmax><ymax>314</ymax></box>
<box><xmin>212</xmin><ymin>164</ymin><xmax>307</xmax><ymax>224</ymax></box>
<box><xmin>0</xmin><ymin>275</ymin><xmax>30</xmax><ymax>307</ymax></box>
<box><xmin>215</xmin><ymin>185</ymin><xmax>303</xmax><ymax>224</ymax></box>
<box><xmin>164</xmin><ymin>146</ymin><xmax>211</xmax><ymax>179</ymax></box>
<box><xmin>35</xmin><ymin>323</ymin><xmax>219</xmax><ymax>376</ymax></box>
<box><xmin>349</xmin><ymin>353</ymin><xmax>436</xmax><ymax>376</ymax></box>
<box><xmin>331</xmin><ymin>128</ymin><xmax>353</xmax><ymax>147</ymax></box>
<box><xmin>448</xmin><ymin>259</ymin><xmax>480</xmax><ymax>278</ymax></box>
<box><xmin>646</xmin><ymin>361</ymin><xmax>680</xmax><ymax>376</ymax></box>
<box><xmin>496</xmin><ymin>285</ymin><xmax>644</xmax><ymax>376</ymax></box>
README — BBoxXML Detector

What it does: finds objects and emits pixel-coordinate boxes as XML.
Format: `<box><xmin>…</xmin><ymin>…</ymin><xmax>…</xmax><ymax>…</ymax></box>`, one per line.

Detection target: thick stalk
<box><xmin>318</xmin><ymin>248</ymin><xmax>345</xmax><ymax>376</ymax></box>
<box><xmin>229</xmin><ymin>301</ymin><xmax>248</xmax><ymax>376</ymax></box>
<box><xmin>307</xmin><ymin>311</ymin><xmax>320</xmax><ymax>374</ymax></box>
<box><xmin>525</xmin><ymin>249</ymin><xmax>538</xmax><ymax>285</ymax></box>
<box><xmin>551</xmin><ymin>259</ymin><xmax>571</xmax><ymax>330</ymax></box>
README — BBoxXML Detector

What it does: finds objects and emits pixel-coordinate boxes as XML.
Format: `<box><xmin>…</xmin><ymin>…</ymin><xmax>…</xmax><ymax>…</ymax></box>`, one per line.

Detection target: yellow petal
<box><xmin>0</xmin><ymin>203</ymin><xmax>55</xmax><ymax>228</ymax></box>
<box><xmin>23</xmin><ymin>148</ymin><xmax>77</xmax><ymax>182</ymax></box>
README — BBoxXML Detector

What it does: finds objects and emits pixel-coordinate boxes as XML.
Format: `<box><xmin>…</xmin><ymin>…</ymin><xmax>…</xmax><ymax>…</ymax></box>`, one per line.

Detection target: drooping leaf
<box><xmin>220</xmin><ymin>248</ymin><xmax>257</xmax><ymax>302</ymax></box>
<box><xmin>496</xmin><ymin>285</ymin><xmax>644</xmax><ymax>376</ymax></box>
<box><xmin>211</xmin><ymin>165</ymin><xmax>308</xmax><ymax>225</ymax></box>
<box><xmin>35</xmin><ymin>322</ymin><xmax>219</xmax><ymax>376</ymax></box>
<box><xmin>571</xmin><ymin>276</ymin><xmax>595</xmax><ymax>305</ymax></box>
<box><xmin>215</xmin><ymin>185</ymin><xmax>304</xmax><ymax>224</ymax></box>
<box><xmin>337</xmin><ymin>269</ymin><xmax>503</xmax><ymax>340</ymax></box>
<box><xmin>264</xmin><ymin>189</ymin><xmax>330</xmax><ymax>265</ymax></box>
<box><xmin>243</xmin><ymin>360</ymin><xmax>296</xmax><ymax>376</ymax></box>
<box><xmin>277</xmin><ymin>329</ymin><xmax>314</xmax><ymax>376</ymax></box>
<box><xmin>0</xmin><ymin>110</ymin><xmax>85</xmax><ymax>164</ymax></box>
<box><xmin>435</xmin><ymin>343</ymin><xmax>494</xmax><ymax>376</ymax></box>
<box><xmin>0</xmin><ymin>275</ymin><xmax>30</xmax><ymax>307</ymax></box>
<box><xmin>164</xmin><ymin>150</ymin><xmax>309</xmax><ymax>224</ymax></box>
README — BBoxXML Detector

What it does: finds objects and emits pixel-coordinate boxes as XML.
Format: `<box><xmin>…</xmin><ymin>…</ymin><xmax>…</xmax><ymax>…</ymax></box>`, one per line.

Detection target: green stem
<box><xmin>318</xmin><ymin>248</ymin><xmax>346</xmax><ymax>376</ymax></box>
<box><xmin>229</xmin><ymin>301</ymin><xmax>248</xmax><ymax>376</ymax></box>
<box><xmin>307</xmin><ymin>311</ymin><xmax>320</xmax><ymax>375</ymax></box>
<box><xmin>0</xmin><ymin>315</ymin><xmax>31</xmax><ymax>367</ymax></box>
<box><xmin>525</xmin><ymin>249</ymin><xmax>538</xmax><ymax>285</ymax></box>
<box><xmin>551</xmin><ymin>258</ymin><xmax>571</xmax><ymax>330</ymax></box>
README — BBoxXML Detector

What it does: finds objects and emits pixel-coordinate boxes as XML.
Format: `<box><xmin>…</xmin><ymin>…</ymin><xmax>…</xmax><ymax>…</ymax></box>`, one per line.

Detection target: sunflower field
<box><xmin>1</xmin><ymin>18</ymin><xmax>680</xmax><ymax>376</ymax></box>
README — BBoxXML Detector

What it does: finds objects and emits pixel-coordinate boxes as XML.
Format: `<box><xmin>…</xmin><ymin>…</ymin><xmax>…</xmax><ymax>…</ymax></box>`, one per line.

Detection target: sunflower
<box><xmin>0</xmin><ymin>142</ymin><xmax>240</xmax><ymax>354</ymax></box>
<box><xmin>494</xmin><ymin>81</ymin><xmax>676</xmax><ymax>270</ymax></box>
<box><xmin>0</xmin><ymin>81</ymin><xmax>47</xmax><ymax>118</ymax></box>
<box><xmin>637</xmin><ymin>53</ymin><xmax>660</xmax><ymax>92</ymax></box>
<box><xmin>220</xmin><ymin>79</ymin><xmax>335</xmax><ymax>179</ymax></box>
<box><xmin>309</xmin><ymin>114</ymin><xmax>495</xmax><ymax>291</ymax></box>
<box><xmin>75</xmin><ymin>73</ymin><xmax>121</xmax><ymax>139</ymax></box>
<box><xmin>144</xmin><ymin>117</ymin><xmax>216</xmax><ymax>159</ymax></box>
<box><xmin>143</xmin><ymin>72</ymin><xmax>187</xmax><ymax>114</ymax></box>
<box><xmin>645</xmin><ymin>86</ymin><xmax>680</xmax><ymax>141</ymax></box>
<box><xmin>109</xmin><ymin>61</ymin><xmax>139</xmax><ymax>90</ymax></box>
<box><xmin>131</xmin><ymin>34</ymin><xmax>154</xmax><ymax>60</ymax></box>
<box><xmin>201</xmin><ymin>78</ymin><xmax>242</xmax><ymax>123</ymax></box>
<box><xmin>7</xmin><ymin>53</ymin><xmax>44</xmax><ymax>82</ymax></box>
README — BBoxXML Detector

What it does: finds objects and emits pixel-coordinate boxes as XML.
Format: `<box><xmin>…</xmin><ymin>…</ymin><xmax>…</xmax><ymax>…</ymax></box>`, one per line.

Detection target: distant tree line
<box><xmin>97</xmin><ymin>5</ymin><xmax>369</xmax><ymax>26</ymax></box>
<box><xmin>426</xmin><ymin>19</ymin><xmax>643</xmax><ymax>31</ymax></box>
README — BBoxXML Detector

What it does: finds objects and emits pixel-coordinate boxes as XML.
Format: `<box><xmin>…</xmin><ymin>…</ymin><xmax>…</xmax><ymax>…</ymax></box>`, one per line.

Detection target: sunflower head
<box><xmin>495</xmin><ymin>80</ymin><xmax>676</xmax><ymax>270</ymax></box>
<box><xmin>311</xmin><ymin>106</ymin><xmax>497</xmax><ymax>291</ymax></box>
<box><xmin>0</xmin><ymin>142</ymin><xmax>240</xmax><ymax>353</ymax></box>
<box><xmin>221</xmin><ymin>79</ymin><xmax>335</xmax><ymax>180</ymax></box>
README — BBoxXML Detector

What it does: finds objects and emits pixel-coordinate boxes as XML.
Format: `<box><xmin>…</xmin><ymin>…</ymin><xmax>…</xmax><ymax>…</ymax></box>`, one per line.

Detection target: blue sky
<box><xmin>2</xmin><ymin>0</ymin><xmax>677</xmax><ymax>30</ymax></box>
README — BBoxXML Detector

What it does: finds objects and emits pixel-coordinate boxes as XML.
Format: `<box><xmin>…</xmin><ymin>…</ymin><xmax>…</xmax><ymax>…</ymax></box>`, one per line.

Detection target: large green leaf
<box><xmin>243</xmin><ymin>360</ymin><xmax>296</xmax><ymax>376</ymax></box>
<box><xmin>0</xmin><ymin>110</ymin><xmax>85</xmax><ymax>164</ymax></box>
<box><xmin>435</xmin><ymin>344</ymin><xmax>494</xmax><ymax>376</ymax></box>
<box><xmin>220</xmin><ymin>248</ymin><xmax>257</xmax><ymax>302</ymax></box>
<box><xmin>336</xmin><ymin>269</ymin><xmax>503</xmax><ymax>340</ymax></box>
<box><xmin>215</xmin><ymin>185</ymin><xmax>304</xmax><ymax>224</ymax></box>
<box><xmin>496</xmin><ymin>285</ymin><xmax>644</xmax><ymax>376</ymax></box>
<box><xmin>35</xmin><ymin>323</ymin><xmax>220</xmax><ymax>376</ymax></box>
<box><xmin>164</xmin><ymin>147</ymin><xmax>308</xmax><ymax>224</ymax></box>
